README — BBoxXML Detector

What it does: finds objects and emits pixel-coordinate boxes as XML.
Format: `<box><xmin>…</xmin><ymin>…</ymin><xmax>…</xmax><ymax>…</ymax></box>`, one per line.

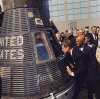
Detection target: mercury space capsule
<box><xmin>0</xmin><ymin>0</ymin><xmax>74</xmax><ymax>99</ymax></box>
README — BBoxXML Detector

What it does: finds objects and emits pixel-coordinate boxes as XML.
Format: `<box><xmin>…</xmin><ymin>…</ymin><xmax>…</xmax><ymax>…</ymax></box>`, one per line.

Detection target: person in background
<box><xmin>79</xmin><ymin>28</ymin><xmax>85</xmax><ymax>35</ymax></box>
<box><xmin>62</xmin><ymin>37</ymin><xmax>87</xmax><ymax>99</ymax></box>
<box><xmin>95</xmin><ymin>30</ymin><xmax>100</xmax><ymax>48</ymax></box>
<box><xmin>76</xmin><ymin>35</ymin><xmax>100</xmax><ymax>99</ymax></box>
<box><xmin>96</xmin><ymin>26</ymin><xmax>100</xmax><ymax>34</ymax></box>
<box><xmin>67</xmin><ymin>30</ymin><xmax>76</xmax><ymax>47</ymax></box>
<box><xmin>96</xmin><ymin>47</ymin><xmax>100</xmax><ymax>63</ymax></box>
<box><xmin>84</xmin><ymin>26</ymin><xmax>90</xmax><ymax>34</ymax></box>
<box><xmin>55</xmin><ymin>32</ymin><xmax>60</xmax><ymax>42</ymax></box>
<box><xmin>91</xmin><ymin>26</ymin><xmax>98</xmax><ymax>40</ymax></box>
<box><xmin>76</xmin><ymin>29</ymin><xmax>84</xmax><ymax>36</ymax></box>
<box><xmin>76</xmin><ymin>29</ymin><xmax>81</xmax><ymax>36</ymax></box>
<box><xmin>59</xmin><ymin>32</ymin><xmax>66</xmax><ymax>44</ymax></box>
<box><xmin>67</xmin><ymin>30</ymin><xmax>73</xmax><ymax>37</ymax></box>
<box><xmin>96</xmin><ymin>31</ymin><xmax>100</xmax><ymax>71</ymax></box>
<box><xmin>65</xmin><ymin>30</ymin><xmax>68</xmax><ymax>37</ymax></box>
<box><xmin>85</xmin><ymin>33</ymin><xmax>96</xmax><ymax>54</ymax></box>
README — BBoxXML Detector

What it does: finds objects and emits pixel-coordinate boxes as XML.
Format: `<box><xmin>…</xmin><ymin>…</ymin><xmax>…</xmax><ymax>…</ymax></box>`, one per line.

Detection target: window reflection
<box><xmin>34</xmin><ymin>32</ymin><xmax>49</xmax><ymax>61</ymax></box>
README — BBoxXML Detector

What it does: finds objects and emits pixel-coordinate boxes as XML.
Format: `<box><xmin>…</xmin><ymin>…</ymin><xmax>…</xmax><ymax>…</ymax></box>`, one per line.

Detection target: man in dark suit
<box><xmin>84</xmin><ymin>26</ymin><xmax>90</xmax><ymax>35</ymax></box>
<box><xmin>91</xmin><ymin>26</ymin><xmax>98</xmax><ymax>40</ymax></box>
<box><xmin>62</xmin><ymin>37</ymin><xmax>87</xmax><ymax>99</ymax></box>
<box><xmin>95</xmin><ymin>31</ymin><xmax>100</xmax><ymax>48</ymax></box>
<box><xmin>76</xmin><ymin>35</ymin><xmax>100</xmax><ymax>99</ymax></box>
<box><xmin>67</xmin><ymin>30</ymin><xmax>76</xmax><ymax>47</ymax></box>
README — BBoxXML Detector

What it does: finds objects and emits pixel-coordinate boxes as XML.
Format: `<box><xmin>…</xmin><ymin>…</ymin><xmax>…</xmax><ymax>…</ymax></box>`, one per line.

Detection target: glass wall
<box><xmin>90</xmin><ymin>0</ymin><xmax>100</xmax><ymax>18</ymax></box>
<box><xmin>67</xmin><ymin>0</ymin><xmax>88</xmax><ymax>20</ymax></box>
<box><xmin>44</xmin><ymin>0</ymin><xmax>100</xmax><ymax>21</ymax></box>
<box><xmin>44</xmin><ymin>0</ymin><xmax>65</xmax><ymax>21</ymax></box>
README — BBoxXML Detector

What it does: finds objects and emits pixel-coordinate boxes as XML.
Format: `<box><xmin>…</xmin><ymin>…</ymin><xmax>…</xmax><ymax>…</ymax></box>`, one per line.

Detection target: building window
<box><xmin>51</xmin><ymin>5</ymin><xmax>58</xmax><ymax>11</ymax></box>
<box><xmin>81</xmin><ymin>2</ymin><xmax>88</xmax><ymax>7</ymax></box>
<box><xmin>51</xmin><ymin>11</ymin><xmax>59</xmax><ymax>17</ymax></box>
<box><xmin>90</xmin><ymin>12</ymin><xmax>97</xmax><ymax>18</ymax></box>
<box><xmin>44</xmin><ymin>0</ymin><xmax>100</xmax><ymax>21</ymax></box>
<box><xmin>98</xmin><ymin>6</ymin><xmax>100</xmax><ymax>11</ymax></box>
<box><xmin>68</xmin><ymin>15</ymin><xmax>74</xmax><ymax>20</ymax></box>
<box><xmin>75</xmin><ymin>14</ymin><xmax>81</xmax><ymax>20</ymax></box>
<box><xmin>67</xmin><ymin>3</ymin><xmax>73</xmax><ymax>9</ymax></box>
<box><xmin>73</xmin><ymin>3</ymin><xmax>80</xmax><ymax>9</ymax></box>
<box><xmin>90</xmin><ymin>1</ymin><xmax>97</xmax><ymax>6</ymax></box>
<box><xmin>67</xmin><ymin>0</ymin><xmax>88</xmax><ymax>20</ymax></box>
<box><xmin>74</xmin><ymin>9</ymin><xmax>80</xmax><ymax>14</ymax></box>
<box><xmin>81</xmin><ymin>14</ymin><xmax>88</xmax><ymax>19</ymax></box>
<box><xmin>81</xmin><ymin>8</ymin><xmax>88</xmax><ymax>14</ymax></box>
<box><xmin>98</xmin><ymin>11</ymin><xmax>100</xmax><ymax>17</ymax></box>
<box><xmin>59</xmin><ymin>16</ymin><xmax>64</xmax><ymax>20</ymax></box>
<box><xmin>90</xmin><ymin>7</ymin><xmax>97</xmax><ymax>12</ymax></box>
<box><xmin>67</xmin><ymin>9</ymin><xmax>74</xmax><ymax>14</ymax></box>
<box><xmin>58</xmin><ymin>5</ymin><xmax>64</xmax><ymax>10</ymax></box>
<box><xmin>67</xmin><ymin>0</ymin><xmax>73</xmax><ymax>3</ymax></box>
<box><xmin>44</xmin><ymin>0</ymin><xmax>65</xmax><ymax>21</ymax></box>
<box><xmin>97</xmin><ymin>0</ymin><xmax>100</xmax><ymax>6</ymax></box>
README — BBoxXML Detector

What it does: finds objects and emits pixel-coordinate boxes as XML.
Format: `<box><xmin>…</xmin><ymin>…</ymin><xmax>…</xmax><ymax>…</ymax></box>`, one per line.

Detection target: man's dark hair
<box><xmin>76</xmin><ymin>29</ymin><xmax>79</xmax><ymax>31</ymax></box>
<box><xmin>97</xmin><ymin>26</ymin><xmax>100</xmax><ymax>29</ymax></box>
<box><xmin>63</xmin><ymin>40</ymin><xmax>73</xmax><ymax>48</ymax></box>
<box><xmin>85</xmin><ymin>33</ymin><xmax>94</xmax><ymax>44</ymax></box>
<box><xmin>65</xmin><ymin>30</ymin><xmax>68</xmax><ymax>33</ymax></box>
<box><xmin>91</xmin><ymin>26</ymin><xmax>97</xmax><ymax>30</ymax></box>
<box><xmin>85</xmin><ymin>26</ymin><xmax>89</xmax><ymax>29</ymax></box>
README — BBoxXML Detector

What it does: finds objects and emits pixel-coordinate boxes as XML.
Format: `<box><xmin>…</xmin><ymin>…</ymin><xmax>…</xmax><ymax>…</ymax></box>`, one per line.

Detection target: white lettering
<box><xmin>0</xmin><ymin>50</ymin><xmax>3</xmax><ymax>59</ymax></box>
<box><xmin>0</xmin><ymin>36</ymin><xmax>24</xmax><ymax>61</ymax></box>
<box><xmin>10</xmin><ymin>49</ymin><xmax>24</xmax><ymax>60</ymax></box>
<box><xmin>5</xmin><ymin>50</ymin><xmax>9</xmax><ymax>59</ymax></box>
<box><xmin>10</xmin><ymin>36</ymin><xmax>23</xmax><ymax>46</ymax></box>
<box><xmin>17</xmin><ymin>49</ymin><xmax>24</xmax><ymax>59</ymax></box>
<box><xmin>17</xmin><ymin>36</ymin><xmax>23</xmax><ymax>46</ymax></box>
<box><xmin>0</xmin><ymin>37</ymin><xmax>5</xmax><ymax>46</ymax></box>
<box><xmin>0</xmin><ymin>49</ymin><xmax>24</xmax><ymax>60</ymax></box>
<box><xmin>10</xmin><ymin>36</ymin><xmax>17</xmax><ymax>46</ymax></box>
<box><xmin>0</xmin><ymin>38</ymin><xmax>2</xmax><ymax>46</ymax></box>
<box><xmin>5</xmin><ymin>37</ymin><xmax>10</xmax><ymax>46</ymax></box>
<box><xmin>0</xmin><ymin>36</ymin><xmax>23</xmax><ymax>47</ymax></box>
<box><xmin>10</xmin><ymin>49</ymin><xmax>17</xmax><ymax>59</ymax></box>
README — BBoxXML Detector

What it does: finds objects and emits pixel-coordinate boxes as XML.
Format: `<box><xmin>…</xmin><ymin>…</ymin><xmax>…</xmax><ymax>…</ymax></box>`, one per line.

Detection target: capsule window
<box><xmin>34</xmin><ymin>32</ymin><xmax>50</xmax><ymax>63</ymax></box>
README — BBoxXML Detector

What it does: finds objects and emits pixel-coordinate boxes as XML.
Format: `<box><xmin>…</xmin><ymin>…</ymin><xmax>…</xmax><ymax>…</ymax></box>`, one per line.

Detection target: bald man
<box><xmin>76</xmin><ymin>35</ymin><xmax>85</xmax><ymax>46</ymax></box>
<box><xmin>75</xmin><ymin>35</ymin><xmax>100</xmax><ymax>99</ymax></box>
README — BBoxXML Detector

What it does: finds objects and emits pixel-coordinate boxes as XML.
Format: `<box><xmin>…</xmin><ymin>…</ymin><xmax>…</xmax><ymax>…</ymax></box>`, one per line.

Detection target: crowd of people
<box><xmin>55</xmin><ymin>26</ymin><xmax>100</xmax><ymax>99</ymax></box>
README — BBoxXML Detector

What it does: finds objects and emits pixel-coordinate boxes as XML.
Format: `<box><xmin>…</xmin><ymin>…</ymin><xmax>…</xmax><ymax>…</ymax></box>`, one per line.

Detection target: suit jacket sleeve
<box><xmin>74</xmin><ymin>56</ymin><xmax>85</xmax><ymax>77</ymax></box>
<box><xmin>72</xmin><ymin>48</ymin><xmax>86</xmax><ymax>77</ymax></box>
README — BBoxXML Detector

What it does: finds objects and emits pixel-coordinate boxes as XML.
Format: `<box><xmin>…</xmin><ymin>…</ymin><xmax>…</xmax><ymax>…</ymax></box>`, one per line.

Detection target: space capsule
<box><xmin>0</xmin><ymin>0</ymin><xmax>74</xmax><ymax>99</ymax></box>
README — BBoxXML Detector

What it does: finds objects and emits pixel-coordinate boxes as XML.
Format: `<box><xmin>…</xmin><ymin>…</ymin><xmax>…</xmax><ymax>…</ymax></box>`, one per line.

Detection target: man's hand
<box><xmin>66</xmin><ymin>66</ymin><xmax>73</xmax><ymax>76</ymax></box>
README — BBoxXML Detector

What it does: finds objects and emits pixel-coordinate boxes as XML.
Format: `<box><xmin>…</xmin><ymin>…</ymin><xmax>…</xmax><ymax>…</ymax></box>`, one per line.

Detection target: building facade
<box><xmin>44</xmin><ymin>0</ymin><xmax>100</xmax><ymax>32</ymax></box>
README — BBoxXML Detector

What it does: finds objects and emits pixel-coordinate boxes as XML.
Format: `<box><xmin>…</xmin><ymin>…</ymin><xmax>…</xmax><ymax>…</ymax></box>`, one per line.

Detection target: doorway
<box><xmin>69</xmin><ymin>22</ymin><xmax>77</xmax><ymax>36</ymax></box>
